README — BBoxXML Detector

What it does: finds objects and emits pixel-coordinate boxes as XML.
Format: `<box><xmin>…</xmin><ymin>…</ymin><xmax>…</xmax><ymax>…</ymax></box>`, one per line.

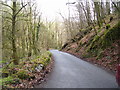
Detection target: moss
<box><xmin>2</xmin><ymin>68</ymin><xmax>9</xmax><ymax>74</ymax></box>
<box><xmin>1</xmin><ymin>50</ymin><xmax>52</xmax><ymax>88</ymax></box>
<box><xmin>0</xmin><ymin>60</ymin><xmax>7</xmax><ymax>64</ymax></box>
<box><xmin>97</xmin><ymin>29</ymin><xmax>101</xmax><ymax>33</ymax></box>
<box><xmin>87</xmin><ymin>35</ymin><xmax>100</xmax><ymax>52</ymax></box>
<box><xmin>2</xmin><ymin>69</ymin><xmax>9</xmax><ymax>78</ymax></box>
<box><xmin>11</xmin><ymin>74</ymin><xmax>18</xmax><ymax>78</ymax></box>
<box><xmin>86</xmin><ymin>21</ymin><xmax>120</xmax><ymax>59</ymax></box>
<box><xmin>40</xmin><ymin>56</ymin><xmax>50</xmax><ymax>66</ymax></box>
<box><xmin>96</xmin><ymin>49</ymin><xmax>104</xmax><ymax>60</ymax></box>
<box><xmin>31</xmin><ymin>59</ymin><xmax>38</xmax><ymax>64</ymax></box>
<box><xmin>82</xmin><ymin>54</ymin><xmax>91</xmax><ymax>58</ymax></box>
<box><xmin>37</xmin><ymin>56</ymin><xmax>40</xmax><ymax>58</ymax></box>
<box><xmin>32</xmin><ymin>63</ymin><xmax>38</xmax><ymax>70</ymax></box>
<box><xmin>106</xmin><ymin>24</ymin><xmax>110</xmax><ymax>29</ymax></box>
<box><xmin>2</xmin><ymin>76</ymin><xmax>13</xmax><ymax>85</ymax></box>
<box><xmin>17</xmin><ymin>70</ymin><xmax>29</xmax><ymax>79</ymax></box>
<box><xmin>29</xmin><ymin>51</ymin><xmax>52</xmax><ymax>72</ymax></box>
<box><xmin>0</xmin><ymin>68</ymin><xmax>2</xmax><ymax>73</ymax></box>
<box><xmin>87</xmin><ymin>21</ymin><xmax>120</xmax><ymax>52</ymax></box>
<box><xmin>47</xmin><ymin>51</ymin><xmax>52</xmax><ymax>57</ymax></box>
<box><xmin>7</xmin><ymin>63</ymin><xmax>19</xmax><ymax>75</ymax></box>
<box><xmin>8</xmin><ymin>62</ymin><xmax>19</xmax><ymax>70</ymax></box>
<box><xmin>2</xmin><ymin>76</ymin><xmax>20</xmax><ymax>86</ymax></box>
<box><xmin>101</xmin><ymin>21</ymin><xmax>120</xmax><ymax>48</ymax></box>
<box><xmin>39</xmin><ymin>51</ymin><xmax>51</xmax><ymax>66</ymax></box>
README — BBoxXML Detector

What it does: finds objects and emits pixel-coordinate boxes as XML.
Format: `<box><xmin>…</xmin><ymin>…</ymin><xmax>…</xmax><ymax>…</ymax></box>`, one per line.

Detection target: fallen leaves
<box><xmin>2</xmin><ymin>52</ymin><xmax>54</xmax><ymax>88</ymax></box>
<box><xmin>7</xmin><ymin>58</ymin><xmax>54</xmax><ymax>88</ymax></box>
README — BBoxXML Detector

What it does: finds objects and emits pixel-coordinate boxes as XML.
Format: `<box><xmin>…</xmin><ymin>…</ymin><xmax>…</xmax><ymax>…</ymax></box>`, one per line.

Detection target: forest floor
<box><xmin>62</xmin><ymin>40</ymin><xmax>120</xmax><ymax>72</ymax></box>
<box><xmin>1</xmin><ymin>51</ymin><xmax>54</xmax><ymax>88</ymax></box>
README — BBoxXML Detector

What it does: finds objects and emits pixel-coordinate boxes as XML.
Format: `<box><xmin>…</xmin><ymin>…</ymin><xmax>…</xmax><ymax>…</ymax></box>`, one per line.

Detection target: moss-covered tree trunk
<box><xmin>106</xmin><ymin>1</ymin><xmax>110</xmax><ymax>15</ymax></box>
<box><xmin>94</xmin><ymin>2</ymin><xmax>102</xmax><ymax>27</ymax></box>
<box><xmin>12</xmin><ymin>1</ymin><xmax>18</xmax><ymax>65</ymax></box>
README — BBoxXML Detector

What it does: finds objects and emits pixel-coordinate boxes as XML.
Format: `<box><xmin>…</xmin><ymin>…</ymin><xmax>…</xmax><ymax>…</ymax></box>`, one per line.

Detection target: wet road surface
<box><xmin>36</xmin><ymin>50</ymin><xmax>118</xmax><ymax>88</ymax></box>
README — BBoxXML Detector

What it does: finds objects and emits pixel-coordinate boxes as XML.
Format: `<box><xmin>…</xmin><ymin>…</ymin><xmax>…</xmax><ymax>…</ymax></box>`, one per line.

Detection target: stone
<box><xmin>35</xmin><ymin>64</ymin><xmax>44</xmax><ymax>72</ymax></box>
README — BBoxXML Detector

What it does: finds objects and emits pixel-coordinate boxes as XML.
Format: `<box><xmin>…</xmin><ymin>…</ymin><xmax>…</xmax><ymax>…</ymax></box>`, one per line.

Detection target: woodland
<box><xmin>0</xmin><ymin>0</ymin><xmax>120</xmax><ymax>88</ymax></box>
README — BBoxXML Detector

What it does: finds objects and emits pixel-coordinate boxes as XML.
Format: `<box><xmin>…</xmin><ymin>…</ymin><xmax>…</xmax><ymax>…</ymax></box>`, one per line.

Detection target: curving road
<box><xmin>36</xmin><ymin>50</ymin><xmax>118</xmax><ymax>88</ymax></box>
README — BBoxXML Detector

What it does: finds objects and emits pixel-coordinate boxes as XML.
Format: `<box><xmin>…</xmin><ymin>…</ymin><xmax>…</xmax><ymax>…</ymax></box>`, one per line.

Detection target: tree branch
<box><xmin>1</xmin><ymin>3</ymin><xmax>13</xmax><ymax>10</ymax></box>
<box><xmin>15</xmin><ymin>4</ymin><xmax>27</xmax><ymax>16</ymax></box>
<box><xmin>58</xmin><ymin>12</ymin><xmax>65</xmax><ymax>22</ymax></box>
<box><xmin>111</xmin><ymin>0</ymin><xmax>120</xmax><ymax>13</ymax></box>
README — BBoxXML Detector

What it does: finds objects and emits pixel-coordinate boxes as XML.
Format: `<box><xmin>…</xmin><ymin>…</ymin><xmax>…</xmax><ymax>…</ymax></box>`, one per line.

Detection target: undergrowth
<box><xmin>1</xmin><ymin>51</ymin><xmax>52</xmax><ymax>88</ymax></box>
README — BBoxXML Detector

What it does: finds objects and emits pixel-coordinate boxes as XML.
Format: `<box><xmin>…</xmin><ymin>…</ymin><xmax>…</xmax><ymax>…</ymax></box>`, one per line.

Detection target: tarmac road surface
<box><xmin>35</xmin><ymin>50</ymin><xmax>118</xmax><ymax>88</ymax></box>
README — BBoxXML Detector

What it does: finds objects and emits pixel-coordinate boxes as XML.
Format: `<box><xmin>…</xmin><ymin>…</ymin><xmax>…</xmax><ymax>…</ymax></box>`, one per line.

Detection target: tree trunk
<box><xmin>12</xmin><ymin>1</ymin><xmax>18</xmax><ymax>65</ymax></box>
<box><xmin>94</xmin><ymin>2</ymin><xmax>102</xmax><ymax>27</ymax></box>
<box><xmin>106</xmin><ymin>2</ymin><xmax>110</xmax><ymax>15</ymax></box>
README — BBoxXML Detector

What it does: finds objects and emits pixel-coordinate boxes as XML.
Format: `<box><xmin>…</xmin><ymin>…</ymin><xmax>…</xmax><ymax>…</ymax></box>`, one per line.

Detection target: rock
<box><xmin>35</xmin><ymin>64</ymin><xmax>44</xmax><ymax>72</ymax></box>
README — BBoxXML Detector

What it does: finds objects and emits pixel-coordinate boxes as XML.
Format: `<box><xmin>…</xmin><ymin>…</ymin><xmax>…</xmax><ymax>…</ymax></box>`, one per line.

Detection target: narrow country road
<box><xmin>36</xmin><ymin>50</ymin><xmax>118</xmax><ymax>88</ymax></box>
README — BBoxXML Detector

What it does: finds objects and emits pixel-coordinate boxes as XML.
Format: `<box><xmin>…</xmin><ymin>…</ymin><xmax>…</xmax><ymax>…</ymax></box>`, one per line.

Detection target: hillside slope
<box><xmin>62</xmin><ymin>15</ymin><xmax>120</xmax><ymax>72</ymax></box>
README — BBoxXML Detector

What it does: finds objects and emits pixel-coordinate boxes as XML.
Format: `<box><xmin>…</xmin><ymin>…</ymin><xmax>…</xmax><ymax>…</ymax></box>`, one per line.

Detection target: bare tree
<box><xmin>2</xmin><ymin>1</ymin><xmax>27</xmax><ymax>64</ymax></box>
